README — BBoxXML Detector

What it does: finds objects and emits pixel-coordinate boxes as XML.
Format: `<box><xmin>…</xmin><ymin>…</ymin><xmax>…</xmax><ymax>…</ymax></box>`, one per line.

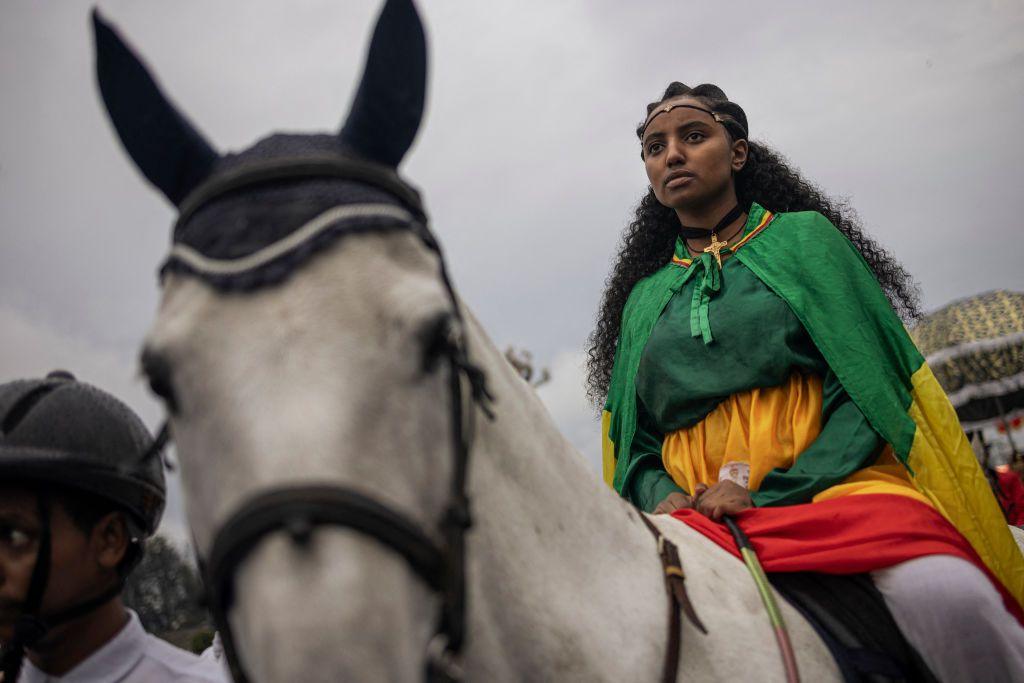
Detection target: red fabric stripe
<box><xmin>670</xmin><ymin>493</ymin><xmax>1024</xmax><ymax>625</ymax></box>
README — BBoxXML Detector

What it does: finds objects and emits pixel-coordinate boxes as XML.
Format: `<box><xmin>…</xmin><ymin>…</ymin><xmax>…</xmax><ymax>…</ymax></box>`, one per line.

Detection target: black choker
<box><xmin>678</xmin><ymin>204</ymin><xmax>743</xmax><ymax>239</ymax></box>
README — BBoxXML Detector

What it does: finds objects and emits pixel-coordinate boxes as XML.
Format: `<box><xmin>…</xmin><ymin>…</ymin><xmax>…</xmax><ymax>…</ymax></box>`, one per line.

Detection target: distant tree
<box><xmin>124</xmin><ymin>535</ymin><xmax>208</xmax><ymax>633</ymax></box>
<box><xmin>504</xmin><ymin>347</ymin><xmax>551</xmax><ymax>388</ymax></box>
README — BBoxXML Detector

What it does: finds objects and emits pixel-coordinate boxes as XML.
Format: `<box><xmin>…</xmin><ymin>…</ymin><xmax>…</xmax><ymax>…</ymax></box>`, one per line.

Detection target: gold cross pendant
<box><xmin>703</xmin><ymin>232</ymin><xmax>728</xmax><ymax>269</ymax></box>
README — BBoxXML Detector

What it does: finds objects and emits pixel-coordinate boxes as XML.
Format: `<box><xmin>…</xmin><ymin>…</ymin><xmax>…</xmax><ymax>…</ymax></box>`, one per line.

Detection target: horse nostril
<box><xmin>140</xmin><ymin>348</ymin><xmax>179</xmax><ymax>413</ymax></box>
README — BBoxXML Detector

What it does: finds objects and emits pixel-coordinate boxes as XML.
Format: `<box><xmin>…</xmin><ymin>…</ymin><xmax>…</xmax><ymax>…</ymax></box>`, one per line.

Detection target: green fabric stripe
<box><xmin>689</xmin><ymin>277</ymin><xmax>703</xmax><ymax>339</ymax></box>
<box><xmin>697</xmin><ymin>253</ymin><xmax>720</xmax><ymax>344</ymax></box>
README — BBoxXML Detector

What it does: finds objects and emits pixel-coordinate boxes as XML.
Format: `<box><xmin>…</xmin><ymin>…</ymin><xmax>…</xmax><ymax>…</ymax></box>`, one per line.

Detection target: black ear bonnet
<box><xmin>158</xmin><ymin>138</ymin><xmax>430</xmax><ymax>292</ymax></box>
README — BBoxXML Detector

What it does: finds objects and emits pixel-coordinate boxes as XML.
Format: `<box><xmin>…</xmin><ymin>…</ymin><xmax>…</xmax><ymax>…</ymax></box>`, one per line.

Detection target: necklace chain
<box><xmin>684</xmin><ymin>218</ymin><xmax>745</xmax><ymax>257</ymax></box>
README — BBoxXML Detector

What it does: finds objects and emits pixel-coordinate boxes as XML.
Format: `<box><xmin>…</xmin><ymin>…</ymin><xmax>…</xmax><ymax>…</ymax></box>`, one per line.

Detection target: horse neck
<box><xmin>460</xmin><ymin>310</ymin><xmax>666</xmax><ymax>678</ymax></box>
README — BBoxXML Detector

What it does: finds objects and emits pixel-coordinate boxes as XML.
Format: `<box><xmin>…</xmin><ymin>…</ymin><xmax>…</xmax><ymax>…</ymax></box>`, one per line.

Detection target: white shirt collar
<box><xmin>19</xmin><ymin>610</ymin><xmax>145</xmax><ymax>683</ymax></box>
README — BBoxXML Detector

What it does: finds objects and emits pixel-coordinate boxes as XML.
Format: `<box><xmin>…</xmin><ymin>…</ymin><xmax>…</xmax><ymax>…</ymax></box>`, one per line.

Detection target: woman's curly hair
<box><xmin>585</xmin><ymin>82</ymin><xmax>921</xmax><ymax>408</ymax></box>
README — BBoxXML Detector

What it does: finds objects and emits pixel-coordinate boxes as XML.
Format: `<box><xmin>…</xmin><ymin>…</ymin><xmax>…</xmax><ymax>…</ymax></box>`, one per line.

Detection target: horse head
<box><xmin>93</xmin><ymin>3</ymin><xmax>487</xmax><ymax>680</ymax></box>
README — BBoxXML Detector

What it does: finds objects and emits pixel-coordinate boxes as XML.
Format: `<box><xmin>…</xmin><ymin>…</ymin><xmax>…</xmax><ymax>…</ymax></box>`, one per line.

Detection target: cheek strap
<box><xmin>1</xmin><ymin>493</ymin><xmax>52</xmax><ymax>682</ymax></box>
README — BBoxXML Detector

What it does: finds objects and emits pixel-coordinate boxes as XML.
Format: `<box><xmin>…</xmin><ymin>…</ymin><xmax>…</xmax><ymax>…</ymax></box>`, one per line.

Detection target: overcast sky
<box><xmin>2</xmin><ymin>0</ymin><xmax>1023</xmax><ymax>544</ymax></box>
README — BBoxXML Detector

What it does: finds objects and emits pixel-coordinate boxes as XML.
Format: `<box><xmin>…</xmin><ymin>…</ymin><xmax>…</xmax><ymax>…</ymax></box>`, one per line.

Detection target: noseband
<box><xmin>160</xmin><ymin>155</ymin><xmax>494</xmax><ymax>683</ymax></box>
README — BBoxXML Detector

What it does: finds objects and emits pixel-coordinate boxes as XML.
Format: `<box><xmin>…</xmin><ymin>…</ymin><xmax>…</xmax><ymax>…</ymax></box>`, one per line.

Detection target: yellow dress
<box><xmin>661</xmin><ymin>372</ymin><xmax>934</xmax><ymax>507</ymax></box>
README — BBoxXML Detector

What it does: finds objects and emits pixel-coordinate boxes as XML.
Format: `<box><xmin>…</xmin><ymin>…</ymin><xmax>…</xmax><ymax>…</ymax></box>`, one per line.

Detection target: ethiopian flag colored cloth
<box><xmin>601</xmin><ymin>203</ymin><xmax>1024</xmax><ymax>608</ymax></box>
<box><xmin>670</xmin><ymin>494</ymin><xmax>1024</xmax><ymax>626</ymax></box>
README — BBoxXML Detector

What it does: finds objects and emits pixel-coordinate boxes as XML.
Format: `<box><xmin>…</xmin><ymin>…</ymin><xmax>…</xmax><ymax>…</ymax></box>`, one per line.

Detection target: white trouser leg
<box><xmin>871</xmin><ymin>554</ymin><xmax>1024</xmax><ymax>682</ymax></box>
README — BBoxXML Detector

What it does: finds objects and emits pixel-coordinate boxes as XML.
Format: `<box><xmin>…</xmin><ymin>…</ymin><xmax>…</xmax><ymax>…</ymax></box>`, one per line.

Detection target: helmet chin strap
<box><xmin>2</xmin><ymin>492</ymin><xmax>52</xmax><ymax>682</ymax></box>
<box><xmin>0</xmin><ymin>494</ymin><xmax>126</xmax><ymax>682</ymax></box>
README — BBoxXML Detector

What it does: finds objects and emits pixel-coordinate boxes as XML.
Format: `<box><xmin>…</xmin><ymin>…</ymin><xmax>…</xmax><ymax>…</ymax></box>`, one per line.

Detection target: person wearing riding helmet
<box><xmin>0</xmin><ymin>371</ymin><xmax>225</xmax><ymax>682</ymax></box>
<box><xmin>590</xmin><ymin>82</ymin><xmax>1024</xmax><ymax>681</ymax></box>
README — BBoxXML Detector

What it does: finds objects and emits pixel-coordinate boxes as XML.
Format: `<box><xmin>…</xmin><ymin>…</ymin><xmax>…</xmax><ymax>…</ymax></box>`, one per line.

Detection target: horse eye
<box><xmin>140</xmin><ymin>348</ymin><xmax>179</xmax><ymax>413</ymax></box>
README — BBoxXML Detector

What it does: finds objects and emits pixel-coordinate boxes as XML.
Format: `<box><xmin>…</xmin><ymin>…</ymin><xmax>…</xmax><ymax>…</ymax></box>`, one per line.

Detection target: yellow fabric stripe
<box><xmin>907</xmin><ymin>364</ymin><xmax>1024</xmax><ymax>607</ymax></box>
<box><xmin>729</xmin><ymin>210</ymin><xmax>774</xmax><ymax>250</ymax></box>
<box><xmin>811</xmin><ymin>448</ymin><xmax>933</xmax><ymax>507</ymax></box>
<box><xmin>602</xmin><ymin>410</ymin><xmax>617</xmax><ymax>487</ymax></box>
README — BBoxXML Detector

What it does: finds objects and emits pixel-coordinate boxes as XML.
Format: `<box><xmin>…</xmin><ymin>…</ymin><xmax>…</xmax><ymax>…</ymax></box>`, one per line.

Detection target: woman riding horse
<box><xmin>590</xmin><ymin>82</ymin><xmax>1024</xmax><ymax>681</ymax></box>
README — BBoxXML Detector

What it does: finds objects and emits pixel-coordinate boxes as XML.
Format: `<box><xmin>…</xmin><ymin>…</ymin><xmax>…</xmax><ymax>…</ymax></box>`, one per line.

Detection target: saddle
<box><xmin>768</xmin><ymin>572</ymin><xmax>937</xmax><ymax>683</ymax></box>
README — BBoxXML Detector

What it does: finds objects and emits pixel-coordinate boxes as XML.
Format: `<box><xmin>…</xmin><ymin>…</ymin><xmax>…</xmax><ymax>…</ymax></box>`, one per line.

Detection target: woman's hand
<box><xmin>693</xmin><ymin>480</ymin><xmax>753</xmax><ymax>521</ymax></box>
<box><xmin>653</xmin><ymin>492</ymin><xmax>695</xmax><ymax>515</ymax></box>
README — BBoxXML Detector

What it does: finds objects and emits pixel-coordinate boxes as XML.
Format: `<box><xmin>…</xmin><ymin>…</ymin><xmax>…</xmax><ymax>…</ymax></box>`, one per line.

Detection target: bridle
<box><xmin>155</xmin><ymin>154</ymin><xmax>495</xmax><ymax>683</ymax></box>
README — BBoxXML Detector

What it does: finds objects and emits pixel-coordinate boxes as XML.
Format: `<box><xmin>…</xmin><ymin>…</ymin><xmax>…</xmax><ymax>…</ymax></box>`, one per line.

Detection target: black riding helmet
<box><xmin>0</xmin><ymin>371</ymin><xmax>165</xmax><ymax>680</ymax></box>
<box><xmin>0</xmin><ymin>370</ymin><xmax>165</xmax><ymax>534</ymax></box>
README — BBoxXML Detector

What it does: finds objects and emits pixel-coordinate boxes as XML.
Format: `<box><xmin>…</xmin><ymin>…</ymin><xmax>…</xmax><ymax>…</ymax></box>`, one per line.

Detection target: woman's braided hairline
<box><xmin>585</xmin><ymin>82</ymin><xmax>921</xmax><ymax>409</ymax></box>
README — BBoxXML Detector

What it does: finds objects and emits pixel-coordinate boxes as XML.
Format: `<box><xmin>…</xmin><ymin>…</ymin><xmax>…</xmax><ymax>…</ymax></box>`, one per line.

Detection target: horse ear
<box><xmin>339</xmin><ymin>0</ymin><xmax>427</xmax><ymax>168</ymax></box>
<box><xmin>92</xmin><ymin>9</ymin><xmax>218</xmax><ymax>206</ymax></box>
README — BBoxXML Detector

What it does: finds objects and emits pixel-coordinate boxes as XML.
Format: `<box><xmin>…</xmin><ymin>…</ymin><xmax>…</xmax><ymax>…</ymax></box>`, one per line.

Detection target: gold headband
<box><xmin>640</xmin><ymin>102</ymin><xmax>728</xmax><ymax>140</ymax></box>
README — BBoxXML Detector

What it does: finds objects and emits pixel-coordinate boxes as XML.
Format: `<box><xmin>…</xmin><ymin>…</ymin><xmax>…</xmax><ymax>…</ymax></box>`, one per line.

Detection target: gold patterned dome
<box><xmin>911</xmin><ymin>290</ymin><xmax>1024</xmax><ymax>430</ymax></box>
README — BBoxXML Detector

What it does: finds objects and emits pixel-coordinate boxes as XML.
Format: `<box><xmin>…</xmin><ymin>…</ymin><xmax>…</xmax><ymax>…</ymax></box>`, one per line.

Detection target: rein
<box><xmin>639</xmin><ymin>514</ymin><xmax>708</xmax><ymax>683</ymax></box>
<box><xmin>159</xmin><ymin>155</ymin><xmax>493</xmax><ymax>683</ymax></box>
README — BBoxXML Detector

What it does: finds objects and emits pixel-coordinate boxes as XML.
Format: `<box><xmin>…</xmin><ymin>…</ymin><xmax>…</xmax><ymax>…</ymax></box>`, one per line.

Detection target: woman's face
<box><xmin>641</xmin><ymin>97</ymin><xmax>747</xmax><ymax>211</ymax></box>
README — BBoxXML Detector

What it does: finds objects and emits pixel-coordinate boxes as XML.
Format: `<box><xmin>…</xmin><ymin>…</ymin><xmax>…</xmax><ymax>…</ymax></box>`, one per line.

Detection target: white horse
<box><xmin>93</xmin><ymin>2</ymin><xmax>841</xmax><ymax>681</ymax></box>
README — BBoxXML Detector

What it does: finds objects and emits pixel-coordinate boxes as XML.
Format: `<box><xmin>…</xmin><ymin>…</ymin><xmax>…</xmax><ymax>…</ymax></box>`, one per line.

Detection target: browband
<box><xmin>174</xmin><ymin>154</ymin><xmax>427</xmax><ymax>233</ymax></box>
<box><xmin>166</xmin><ymin>203</ymin><xmax>414</xmax><ymax>278</ymax></box>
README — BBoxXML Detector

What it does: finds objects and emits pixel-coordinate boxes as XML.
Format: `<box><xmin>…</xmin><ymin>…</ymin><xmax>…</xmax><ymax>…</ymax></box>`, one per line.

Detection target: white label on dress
<box><xmin>718</xmin><ymin>461</ymin><xmax>751</xmax><ymax>489</ymax></box>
